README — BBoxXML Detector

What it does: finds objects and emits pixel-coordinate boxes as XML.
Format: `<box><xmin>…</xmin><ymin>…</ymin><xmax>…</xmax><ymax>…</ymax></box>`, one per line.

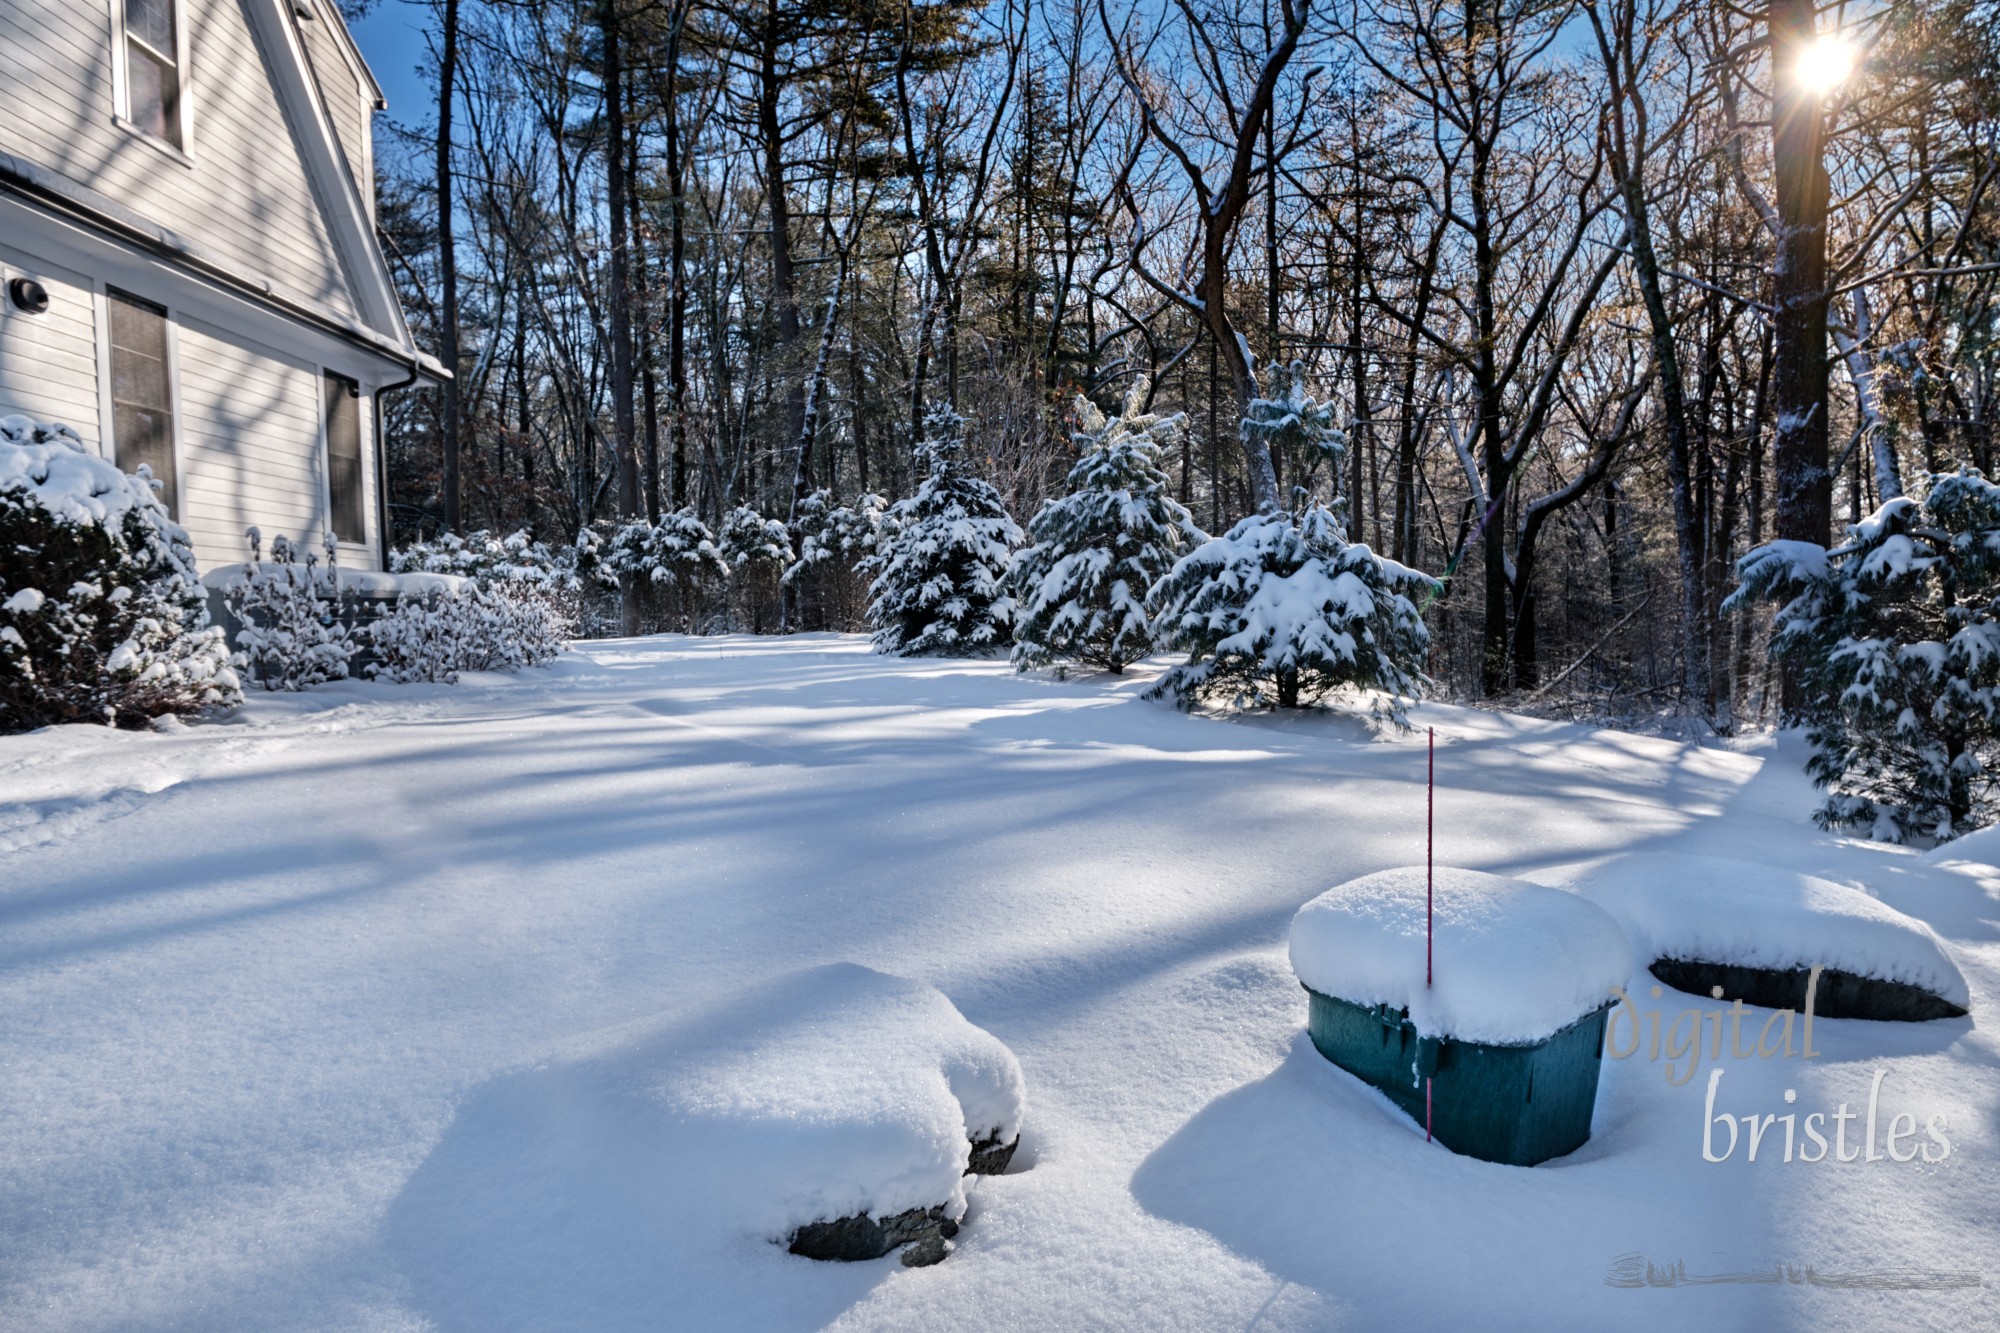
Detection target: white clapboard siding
<box><xmin>175</xmin><ymin>317</ymin><xmax>330</xmax><ymax>570</ymax></box>
<box><xmin>0</xmin><ymin>250</ymin><xmax>103</xmax><ymax>449</ymax></box>
<box><xmin>0</xmin><ymin>0</ymin><xmax>363</xmax><ymax>324</ymax></box>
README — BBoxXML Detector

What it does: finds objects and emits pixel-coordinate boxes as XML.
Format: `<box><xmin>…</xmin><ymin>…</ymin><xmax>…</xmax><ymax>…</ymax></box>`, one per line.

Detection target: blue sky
<box><xmin>349</xmin><ymin>0</ymin><xmax>434</xmax><ymax>129</ymax></box>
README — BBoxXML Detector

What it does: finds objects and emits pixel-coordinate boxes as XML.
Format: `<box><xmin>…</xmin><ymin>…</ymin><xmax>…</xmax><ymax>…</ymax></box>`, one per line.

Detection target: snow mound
<box><xmin>1288</xmin><ymin>867</ymin><xmax>1631</xmax><ymax>1045</ymax></box>
<box><xmin>524</xmin><ymin>963</ymin><xmax>1024</xmax><ymax>1243</ymax></box>
<box><xmin>1927</xmin><ymin>822</ymin><xmax>2000</xmax><ymax>868</ymax></box>
<box><xmin>1557</xmin><ymin>854</ymin><xmax>1968</xmax><ymax>1008</ymax></box>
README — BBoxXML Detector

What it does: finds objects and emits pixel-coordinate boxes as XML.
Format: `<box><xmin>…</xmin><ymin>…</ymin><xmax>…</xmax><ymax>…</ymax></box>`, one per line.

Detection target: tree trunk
<box><xmin>435</xmin><ymin>0</ymin><xmax>461</xmax><ymax>531</ymax></box>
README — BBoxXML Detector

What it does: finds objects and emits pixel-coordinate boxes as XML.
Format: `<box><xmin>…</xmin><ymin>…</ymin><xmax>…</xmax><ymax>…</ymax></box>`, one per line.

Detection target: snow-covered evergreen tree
<box><xmin>1728</xmin><ymin>472</ymin><xmax>2000</xmax><ymax>843</ymax></box>
<box><xmin>866</xmin><ymin>406</ymin><xmax>1023</xmax><ymax>656</ymax></box>
<box><xmin>1010</xmin><ymin>384</ymin><xmax>1206</xmax><ymax>673</ymax></box>
<box><xmin>718</xmin><ymin>506</ymin><xmax>792</xmax><ymax>632</ymax></box>
<box><xmin>602</xmin><ymin>508</ymin><xmax>730</xmax><ymax>632</ymax></box>
<box><xmin>1147</xmin><ymin>503</ymin><xmax>1436</xmax><ymax>713</ymax></box>
<box><xmin>1239</xmin><ymin>360</ymin><xmax>1347</xmax><ymax>494</ymax></box>
<box><xmin>785</xmin><ymin>489</ymin><xmax>888</xmax><ymax>631</ymax></box>
<box><xmin>1146</xmin><ymin>376</ymin><xmax>1434</xmax><ymax>714</ymax></box>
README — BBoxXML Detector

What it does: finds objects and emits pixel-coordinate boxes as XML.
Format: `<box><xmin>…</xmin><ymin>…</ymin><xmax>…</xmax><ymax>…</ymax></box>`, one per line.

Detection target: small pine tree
<box><xmin>1238</xmin><ymin>361</ymin><xmax>1347</xmax><ymax>495</ymax></box>
<box><xmin>1728</xmin><ymin>472</ymin><xmax>2000</xmax><ymax>843</ymax></box>
<box><xmin>866</xmin><ymin>406</ymin><xmax>1023</xmax><ymax>656</ymax></box>
<box><xmin>1146</xmin><ymin>373</ymin><xmax>1435</xmax><ymax>714</ymax></box>
<box><xmin>1010</xmin><ymin>384</ymin><xmax>1207</xmax><ymax>673</ymax></box>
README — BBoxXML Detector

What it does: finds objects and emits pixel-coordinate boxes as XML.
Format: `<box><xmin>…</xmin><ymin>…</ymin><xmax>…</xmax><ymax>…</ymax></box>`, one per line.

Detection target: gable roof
<box><xmin>243</xmin><ymin>0</ymin><xmax>411</xmax><ymax>349</ymax></box>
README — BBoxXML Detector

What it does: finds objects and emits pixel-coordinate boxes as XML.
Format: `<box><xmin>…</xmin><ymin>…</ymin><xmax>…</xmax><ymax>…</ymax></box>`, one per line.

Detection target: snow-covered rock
<box><xmin>1552</xmin><ymin>853</ymin><xmax>1969</xmax><ymax>1009</ymax></box>
<box><xmin>495</xmin><ymin>963</ymin><xmax>1024</xmax><ymax>1257</ymax></box>
<box><xmin>1288</xmin><ymin>867</ymin><xmax>1631</xmax><ymax>1045</ymax></box>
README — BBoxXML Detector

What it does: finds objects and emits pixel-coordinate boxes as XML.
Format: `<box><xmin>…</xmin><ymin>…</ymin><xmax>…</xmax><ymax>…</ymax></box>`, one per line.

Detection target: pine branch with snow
<box><xmin>1009</xmin><ymin>384</ymin><xmax>1207</xmax><ymax>674</ymax></box>
<box><xmin>784</xmin><ymin>490</ymin><xmax>889</xmax><ymax>631</ymax></box>
<box><xmin>866</xmin><ymin>406</ymin><xmax>1023</xmax><ymax>657</ymax></box>
<box><xmin>718</xmin><ymin>506</ymin><xmax>793</xmax><ymax>633</ymax></box>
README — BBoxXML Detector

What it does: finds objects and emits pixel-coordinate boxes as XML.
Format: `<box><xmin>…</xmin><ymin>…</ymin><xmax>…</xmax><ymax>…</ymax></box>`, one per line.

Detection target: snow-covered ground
<box><xmin>1</xmin><ymin>635</ymin><xmax>1994</xmax><ymax>1331</ymax></box>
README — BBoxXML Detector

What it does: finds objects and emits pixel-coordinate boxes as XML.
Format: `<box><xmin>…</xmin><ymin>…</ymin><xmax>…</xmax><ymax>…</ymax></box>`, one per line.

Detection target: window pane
<box><xmin>125</xmin><ymin>0</ymin><xmax>175</xmax><ymax>57</ymax></box>
<box><xmin>125</xmin><ymin>41</ymin><xmax>181</xmax><ymax>147</ymax></box>
<box><xmin>108</xmin><ymin>292</ymin><xmax>177</xmax><ymax>517</ymax></box>
<box><xmin>325</xmin><ymin>374</ymin><xmax>364</xmax><ymax>544</ymax></box>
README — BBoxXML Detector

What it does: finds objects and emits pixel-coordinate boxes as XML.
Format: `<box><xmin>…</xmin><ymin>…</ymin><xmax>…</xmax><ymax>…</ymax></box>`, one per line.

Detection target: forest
<box><xmin>361</xmin><ymin>0</ymin><xmax>2000</xmax><ymax>727</ymax></box>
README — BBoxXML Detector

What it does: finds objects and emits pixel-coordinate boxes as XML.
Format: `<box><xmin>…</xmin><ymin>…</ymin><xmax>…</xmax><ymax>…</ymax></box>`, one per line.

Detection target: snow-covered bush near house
<box><xmin>364</xmin><ymin>580</ymin><xmax>570</xmax><ymax>684</ymax></box>
<box><xmin>717</xmin><ymin>506</ymin><xmax>792</xmax><ymax>633</ymax></box>
<box><xmin>0</xmin><ymin>415</ymin><xmax>239</xmax><ymax>731</ymax></box>
<box><xmin>1728</xmin><ymin>473</ymin><xmax>2000</xmax><ymax>843</ymax></box>
<box><xmin>1147</xmin><ymin>501</ymin><xmax>1436</xmax><ymax>714</ymax></box>
<box><xmin>784</xmin><ymin>488</ymin><xmax>888</xmax><ymax>631</ymax></box>
<box><xmin>604</xmin><ymin>508</ymin><xmax>731</xmax><ymax>633</ymax></box>
<box><xmin>866</xmin><ymin>405</ymin><xmax>1023</xmax><ymax>656</ymax></box>
<box><xmin>1546</xmin><ymin>853</ymin><xmax>1969</xmax><ymax>1009</ymax></box>
<box><xmin>1288</xmin><ymin>867</ymin><xmax>1631</xmax><ymax>1045</ymax></box>
<box><xmin>391</xmin><ymin>528</ymin><xmax>578</xmax><ymax>591</ymax></box>
<box><xmin>1010</xmin><ymin>384</ymin><xmax>1206</xmax><ymax>675</ymax></box>
<box><xmin>223</xmin><ymin>530</ymin><xmax>356</xmax><ymax>692</ymax></box>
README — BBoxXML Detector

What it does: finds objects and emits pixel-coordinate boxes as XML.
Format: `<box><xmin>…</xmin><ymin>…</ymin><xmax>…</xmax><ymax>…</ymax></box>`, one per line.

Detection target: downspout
<box><xmin>374</xmin><ymin>356</ymin><xmax>421</xmax><ymax>569</ymax></box>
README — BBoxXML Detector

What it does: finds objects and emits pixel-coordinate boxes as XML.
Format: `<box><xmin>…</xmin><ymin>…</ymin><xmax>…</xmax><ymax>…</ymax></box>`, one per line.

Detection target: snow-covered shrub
<box><xmin>1727</xmin><ymin>473</ymin><xmax>2000</xmax><ymax>843</ymax></box>
<box><xmin>1147</xmin><ymin>502</ymin><xmax>1436</xmax><ymax>714</ymax></box>
<box><xmin>1010</xmin><ymin>384</ymin><xmax>1206</xmax><ymax>674</ymax></box>
<box><xmin>392</xmin><ymin>528</ymin><xmax>577</xmax><ymax>591</ymax></box>
<box><xmin>604</xmin><ymin>508</ymin><xmax>731</xmax><ymax>634</ymax></box>
<box><xmin>225</xmin><ymin>530</ymin><xmax>356</xmax><ymax>691</ymax></box>
<box><xmin>718</xmin><ymin>505</ymin><xmax>792</xmax><ymax>633</ymax></box>
<box><xmin>784</xmin><ymin>489</ymin><xmax>888</xmax><ymax>631</ymax></box>
<box><xmin>365</xmin><ymin>580</ymin><xmax>570</xmax><ymax>684</ymax></box>
<box><xmin>0</xmin><ymin>415</ymin><xmax>239</xmax><ymax>730</ymax></box>
<box><xmin>866</xmin><ymin>406</ymin><xmax>1023</xmax><ymax>656</ymax></box>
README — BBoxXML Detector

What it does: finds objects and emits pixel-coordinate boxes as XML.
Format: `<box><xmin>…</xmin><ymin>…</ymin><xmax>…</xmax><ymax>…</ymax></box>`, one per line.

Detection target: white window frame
<box><xmin>108</xmin><ymin>0</ymin><xmax>196</xmax><ymax>164</ymax></box>
<box><xmin>317</xmin><ymin>368</ymin><xmax>372</xmax><ymax>552</ymax></box>
<box><xmin>96</xmin><ymin>285</ymin><xmax>189</xmax><ymax>522</ymax></box>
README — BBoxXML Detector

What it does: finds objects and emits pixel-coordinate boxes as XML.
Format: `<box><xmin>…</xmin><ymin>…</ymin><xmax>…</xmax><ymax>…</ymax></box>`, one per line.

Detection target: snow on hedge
<box><xmin>1288</xmin><ymin>867</ymin><xmax>1632</xmax><ymax>1045</ymax></box>
<box><xmin>1554</xmin><ymin>853</ymin><xmax>1969</xmax><ymax>1007</ymax></box>
<box><xmin>1</xmin><ymin>415</ymin><xmax>239</xmax><ymax>730</ymax></box>
<box><xmin>538</xmin><ymin>964</ymin><xmax>1024</xmax><ymax>1242</ymax></box>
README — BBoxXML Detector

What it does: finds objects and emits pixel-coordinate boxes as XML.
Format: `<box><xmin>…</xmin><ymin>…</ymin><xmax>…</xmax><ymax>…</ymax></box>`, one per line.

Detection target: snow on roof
<box><xmin>1288</xmin><ymin>867</ymin><xmax>1631</xmax><ymax>1045</ymax></box>
<box><xmin>541</xmin><ymin>963</ymin><xmax>1024</xmax><ymax>1241</ymax></box>
<box><xmin>1558</xmin><ymin>853</ymin><xmax>1968</xmax><ymax>1008</ymax></box>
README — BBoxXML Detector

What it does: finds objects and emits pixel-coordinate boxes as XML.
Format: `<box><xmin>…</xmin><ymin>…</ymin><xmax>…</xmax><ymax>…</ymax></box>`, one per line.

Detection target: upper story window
<box><xmin>121</xmin><ymin>0</ymin><xmax>186</xmax><ymax>149</ymax></box>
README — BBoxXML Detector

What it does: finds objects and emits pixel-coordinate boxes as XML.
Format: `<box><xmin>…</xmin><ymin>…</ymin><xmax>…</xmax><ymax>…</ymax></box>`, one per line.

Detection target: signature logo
<box><xmin>1606</xmin><ymin>1252</ymin><xmax>1983</xmax><ymax>1291</ymax></box>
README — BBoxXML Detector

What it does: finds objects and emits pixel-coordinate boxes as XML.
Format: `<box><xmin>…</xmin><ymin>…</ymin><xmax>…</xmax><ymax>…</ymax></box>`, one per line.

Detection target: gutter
<box><xmin>374</xmin><ymin>355</ymin><xmax>423</xmax><ymax>569</ymax></box>
<box><xmin>0</xmin><ymin>151</ymin><xmax>448</xmax><ymax>382</ymax></box>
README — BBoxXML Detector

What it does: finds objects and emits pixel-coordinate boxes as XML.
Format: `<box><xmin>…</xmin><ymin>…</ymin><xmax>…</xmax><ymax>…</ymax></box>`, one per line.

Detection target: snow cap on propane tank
<box><xmin>1288</xmin><ymin>867</ymin><xmax>1632</xmax><ymax>1045</ymax></box>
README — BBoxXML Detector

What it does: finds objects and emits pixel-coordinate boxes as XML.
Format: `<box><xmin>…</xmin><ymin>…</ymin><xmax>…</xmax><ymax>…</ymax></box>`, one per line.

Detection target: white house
<box><xmin>0</xmin><ymin>0</ymin><xmax>442</xmax><ymax>573</ymax></box>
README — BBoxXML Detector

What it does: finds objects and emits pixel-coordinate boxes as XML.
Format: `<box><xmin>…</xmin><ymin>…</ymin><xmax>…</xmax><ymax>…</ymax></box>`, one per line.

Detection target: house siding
<box><xmin>0</xmin><ymin>0</ymin><xmax>363</xmax><ymax>324</ymax></box>
<box><xmin>0</xmin><ymin>246</ymin><xmax>104</xmax><ymax>450</ymax></box>
<box><xmin>176</xmin><ymin>316</ymin><xmax>365</xmax><ymax>570</ymax></box>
